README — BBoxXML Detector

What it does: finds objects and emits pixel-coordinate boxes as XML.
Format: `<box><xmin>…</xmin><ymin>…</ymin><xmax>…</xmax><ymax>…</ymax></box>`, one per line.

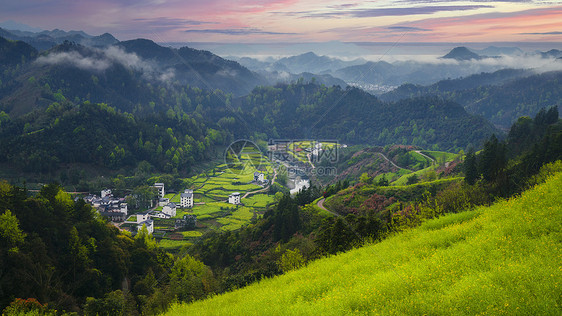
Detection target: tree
<box><xmin>169</xmin><ymin>255</ymin><xmax>216</xmax><ymax>303</ymax></box>
<box><xmin>377</xmin><ymin>175</ymin><xmax>389</xmax><ymax>187</ymax></box>
<box><xmin>463</xmin><ymin>148</ymin><xmax>478</xmax><ymax>185</ymax></box>
<box><xmin>360</xmin><ymin>172</ymin><xmax>371</xmax><ymax>184</ymax></box>
<box><xmin>84</xmin><ymin>290</ymin><xmax>126</xmax><ymax>316</ymax></box>
<box><xmin>273</xmin><ymin>192</ymin><xmax>284</xmax><ymax>203</ymax></box>
<box><xmin>278</xmin><ymin>249</ymin><xmax>305</xmax><ymax>273</ymax></box>
<box><xmin>406</xmin><ymin>174</ymin><xmax>419</xmax><ymax>185</ymax></box>
<box><xmin>135</xmin><ymin>225</ymin><xmax>157</xmax><ymax>250</ymax></box>
<box><xmin>478</xmin><ymin>134</ymin><xmax>506</xmax><ymax>182</ymax></box>
<box><xmin>0</xmin><ymin>210</ymin><xmax>26</xmax><ymax>252</ymax></box>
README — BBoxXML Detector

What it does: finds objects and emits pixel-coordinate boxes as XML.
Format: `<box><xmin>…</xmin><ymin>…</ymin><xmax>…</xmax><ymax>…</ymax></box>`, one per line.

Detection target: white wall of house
<box><xmin>154</xmin><ymin>183</ymin><xmax>165</xmax><ymax>198</ymax></box>
<box><xmin>137</xmin><ymin>212</ymin><xmax>149</xmax><ymax>223</ymax></box>
<box><xmin>180</xmin><ymin>189</ymin><xmax>194</xmax><ymax>208</ymax></box>
<box><xmin>228</xmin><ymin>193</ymin><xmax>241</xmax><ymax>205</ymax></box>
<box><xmin>158</xmin><ymin>198</ymin><xmax>170</xmax><ymax>207</ymax></box>
<box><xmin>162</xmin><ymin>203</ymin><xmax>177</xmax><ymax>217</ymax></box>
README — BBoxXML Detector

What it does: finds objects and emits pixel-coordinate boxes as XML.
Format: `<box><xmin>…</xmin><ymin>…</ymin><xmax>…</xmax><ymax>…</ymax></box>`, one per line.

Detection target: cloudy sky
<box><xmin>1</xmin><ymin>0</ymin><xmax>561</xmax><ymax>43</ymax></box>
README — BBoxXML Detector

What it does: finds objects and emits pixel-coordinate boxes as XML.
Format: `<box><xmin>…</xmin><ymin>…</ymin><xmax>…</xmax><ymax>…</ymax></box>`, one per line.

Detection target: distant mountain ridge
<box><xmin>381</xmin><ymin>69</ymin><xmax>562</xmax><ymax>128</ymax></box>
<box><xmin>0</xmin><ymin>35</ymin><xmax>267</xmax><ymax>108</ymax></box>
<box><xmin>0</xmin><ymin>27</ymin><xmax>119</xmax><ymax>51</ymax></box>
<box><xmin>442</xmin><ymin>47</ymin><xmax>482</xmax><ymax>61</ymax></box>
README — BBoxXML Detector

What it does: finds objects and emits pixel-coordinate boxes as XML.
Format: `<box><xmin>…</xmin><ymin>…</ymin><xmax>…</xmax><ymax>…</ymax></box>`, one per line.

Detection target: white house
<box><xmin>119</xmin><ymin>203</ymin><xmax>128</xmax><ymax>215</ymax></box>
<box><xmin>153</xmin><ymin>183</ymin><xmax>165</xmax><ymax>198</ymax></box>
<box><xmin>149</xmin><ymin>211</ymin><xmax>170</xmax><ymax>219</ymax></box>
<box><xmin>228</xmin><ymin>192</ymin><xmax>241</xmax><ymax>205</ymax></box>
<box><xmin>137</xmin><ymin>219</ymin><xmax>154</xmax><ymax>234</ymax></box>
<box><xmin>180</xmin><ymin>189</ymin><xmax>194</xmax><ymax>208</ymax></box>
<box><xmin>162</xmin><ymin>203</ymin><xmax>177</xmax><ymax>217</ymax></box>
<box><xmin>158</xmin><ymin>197</ymin><xmax>170</xmax><ymax>207</ymax></box>
<box><xmin>136</xmin><ymin>211</ymin><xmax>150</xmax><ymax>223</ymax></box>
<box><xmin>253</xmin><ymin>172</ymin><xmax>265</xmax><ymax>183</ymax></box>
<box><xmin>101</xmin><ymin>189</ymin><xmax>112</xmax><ymax>198</ymax></box>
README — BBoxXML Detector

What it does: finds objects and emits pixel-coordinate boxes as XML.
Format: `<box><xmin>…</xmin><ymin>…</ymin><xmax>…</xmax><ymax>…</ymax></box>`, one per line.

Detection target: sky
<box><xmin>1</xmin><ymin>0</ymin><xmax>561</xmax><ymax>43</ymax></box>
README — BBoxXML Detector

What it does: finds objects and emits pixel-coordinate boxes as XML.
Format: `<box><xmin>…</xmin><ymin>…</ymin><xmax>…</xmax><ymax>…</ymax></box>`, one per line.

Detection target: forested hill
<box><xmin>116</xmin><ymin>39</ymin><xmax>264</xmax><ymax>96</ymax></box>
<box><xmin>236</xmin><ymin>83</ymin><xmax>498</xmax><ymax>151</ymax></box>
<box><xmin>0</xmin><ymin>37</ymin><xmax>499</xmax><ymax>178</ymax></box>
<box><xmin>380</xmin><ymin>68</ymin><xmax>531</xmax><ymax>102</ymax></box>
<box><xmin>0</xmin><ymin>37</ymin><xmax>265</xmax><ymax>117</ymax></box>
<box><xmin>0</xmin><ymin>36</ymin><xmax>37</xmax><ymax>66</ymax></box>
<box><xmin>0</xmin><ymin>102</ymin><xmax>229</xmax><ymax>174</ymax></box>
<box><xmin>381</xmin><ymin>69</ymin><xmax>562</xmax><ymax>128</ymax></box>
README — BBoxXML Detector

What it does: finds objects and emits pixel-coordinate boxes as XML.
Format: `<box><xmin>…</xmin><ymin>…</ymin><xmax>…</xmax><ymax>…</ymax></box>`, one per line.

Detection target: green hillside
<box><xmin>167</xmin><ymin>171</ymin><xmax>562</xmax><ymax>315</ymax></box>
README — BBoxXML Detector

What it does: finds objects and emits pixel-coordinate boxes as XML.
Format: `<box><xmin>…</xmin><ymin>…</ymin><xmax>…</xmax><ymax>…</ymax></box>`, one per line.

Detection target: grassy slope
<box><xmin>167</xmin><ymin>172</ymin><xmax>562</xmax><ymax>315</ymax></box>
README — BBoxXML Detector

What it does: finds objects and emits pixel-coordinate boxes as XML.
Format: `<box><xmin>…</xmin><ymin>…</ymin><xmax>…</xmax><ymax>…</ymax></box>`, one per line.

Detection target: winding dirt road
<box><xmin>316</xmin><ymin>198</ymin><xmax>340</xmax><ymax>217</ymax></box>
<box><xmin>375</xmin><ymin>152</ymin><xmax>412</xmax><ymax>171</ymax></box>
<box><xmin>414</xmin><ymin>150</ymin><xmax>435</xmax><ymax>164</ymax></box>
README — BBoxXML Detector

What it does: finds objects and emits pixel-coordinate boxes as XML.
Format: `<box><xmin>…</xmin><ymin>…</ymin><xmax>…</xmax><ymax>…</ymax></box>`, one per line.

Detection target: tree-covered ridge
<box><xmin>0</xmin><ymin>36</ymin><xmax>37</xmax><ymax>67</ymax></box>
<box><xmin>464</xmin><ymin>106</ymin><xmax>562</xmax><ymax>197</ymax></box>
<box><xmin>237</xmin><ymin>83</ymin><xmax>498</xmax><ymax>151</ymax></box>
<box><xmin>0</xmin><ymin>101</ymin><xmax>229</xmax><ymax>174</ymax></box>
<box><xmin>381</xmin><ymin>69</ymin><xmax>562</xmax><ymax>128</ymax></box>
<box><xmin>380</xmin><ymin>68</ymin><xmax>530</xmax><ymax>102</ymax></box>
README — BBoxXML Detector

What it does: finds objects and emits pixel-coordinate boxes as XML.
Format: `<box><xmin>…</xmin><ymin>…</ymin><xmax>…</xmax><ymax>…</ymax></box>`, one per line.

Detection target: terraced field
<box><xmin>155</xmin><ymin>146</ymin><xmax>277</xmax><ymax>252</ymax></box>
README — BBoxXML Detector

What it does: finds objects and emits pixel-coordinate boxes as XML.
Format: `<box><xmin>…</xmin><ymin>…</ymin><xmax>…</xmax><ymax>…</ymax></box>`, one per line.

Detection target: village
<box><xmin>85</xmin><ymin>171</ymin><xmax>269</xmax><ymax>236</ymax></box>
<box><xmin>81</xmin><ymin>141</ymin><xmax>340</xmax><ymax>252</ymax></box>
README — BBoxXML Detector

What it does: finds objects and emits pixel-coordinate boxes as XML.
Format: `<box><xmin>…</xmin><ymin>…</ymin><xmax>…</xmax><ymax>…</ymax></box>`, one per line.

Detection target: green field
<box><xmin>391</xmin><ymin>150</ymin><xmax>460</xmax><ymax>186</ymax></box>
<box><xmin>243</xmin><ymin>194</ymin><xmax>275</xmax><ymax>208</ymax></box>
<box><xmin>373</xmin><ymin>169</ymin><xmax>410</xmax><ymax>183</ymax></box>
<box><xmin>167</xmin><ymin>172</ymin><xmax>562</xmax><ymax>315</ymax></box>
<box><xmin>181</xmin><ymin>231</ymin><xmax>203</xmax><ymax>238</ymax></box>
<box><xmin>392</xmin><ymin>165</ymin><xmax>438</xmax><ymax>186</ymax></box>
<box><xmin>420</xmin><ymin>150</ymin><xmax>459</xmax><ymax>164</ymax></box>
<box><xmin>157</xmin><ymin>239</ymin><xmax>192</xmax><ymax>253</ymax></box>
<box><xmin>217</xmin><ymin>206</ymin><xmax>255</xmax><ymax>231</ymax></box>
<box><xmin>151</xmin><ymin>153</ymin><xmax>278</xmax><ymax>248</ymax></box>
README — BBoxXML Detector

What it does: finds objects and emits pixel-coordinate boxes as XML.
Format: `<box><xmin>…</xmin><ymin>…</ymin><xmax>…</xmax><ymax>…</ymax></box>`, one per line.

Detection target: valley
<box><xmin>0</xmin><ymin>19</ymin><xmax>561</xmax><ymax>316</ymax></box>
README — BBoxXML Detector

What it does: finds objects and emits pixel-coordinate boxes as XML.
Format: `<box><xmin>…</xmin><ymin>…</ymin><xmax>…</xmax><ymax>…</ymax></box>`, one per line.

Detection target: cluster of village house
<box><xmin>85</xmin><ymin>172</ymin><xmax>267</xmax><ymax>235</ymax></box>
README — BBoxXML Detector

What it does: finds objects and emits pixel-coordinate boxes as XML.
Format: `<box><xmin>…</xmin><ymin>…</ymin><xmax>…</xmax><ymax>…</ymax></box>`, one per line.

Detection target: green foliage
<box><xmin>169</xmin><ymin>255</ymin><xmax>217</xmax><ymax>303</ymax></box>
<box><xmin>478</xmin><ymin>134</ymin><xmax>506</xmax><ymax>182</ymax></box>
<box><xmin>0</xmin><ymin>210</ymin><xmax>26</xmax><ymax>252</ymax></box>
<box><xmin>405</xmin><ymin>173</ymin><xmax>419</xmax><ymax>185</ymax></box>
<box><xmin>359</xmin><ymin>172</ymin><xmax>371</xmax><ymax>184</ymax></box>
<box><xmin>0</xmin><ymin>101</ymin><xmax>228</xmax><ymax>174</ymax></box>
<box><xmin>2</xmin><ymin>298</ymin><xmax>56</xmax><ymax>316</ymax></box>
<box><xmin>278</xmin><ymin>248</ymin><xmax>306</xmax><ymax>273</ymax></box>
<box><xmin>463</xmin><ymin>148</ymin><xmax>478</xmax><ymax>185</ymax></box>
<box><xmin>0</xmin><ymin>182</ymin><xmax>178</xmax><ymax>314</ymax></box>
<box><xmin>84</xmin><ymin>290</ymin><xmax>126</xmax><ymax>316</ymax></box>
<box><xmin>239</xmin><ymin>84</ymin><xmax>497</xmax><ymax>151</ymax></box>
<box><xmin>470</xmin><ymin>107</ymin><xmax>562</xmax><ymax>196</ymax></box>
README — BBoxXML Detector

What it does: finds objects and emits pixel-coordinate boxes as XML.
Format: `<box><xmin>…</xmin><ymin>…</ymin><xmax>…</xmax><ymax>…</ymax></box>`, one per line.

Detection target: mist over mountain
<box><xmin>540</xmin><ymin>49</ymin><xmax>562</xmax><ymax>59</ymax></box>
<box><xmin>0</xmin><ymin>36</ymin><xmax>268</xmax><ymax>113</ymax></box>
<box><xmin>228</xmin><ymin>45</ymin><xmax>562</xmax><ymax>95</ymax></box>
<box><xmin>470</xmin><ymin>46</ymin><xmax>523</xmax><ymax>57</ymax></box>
